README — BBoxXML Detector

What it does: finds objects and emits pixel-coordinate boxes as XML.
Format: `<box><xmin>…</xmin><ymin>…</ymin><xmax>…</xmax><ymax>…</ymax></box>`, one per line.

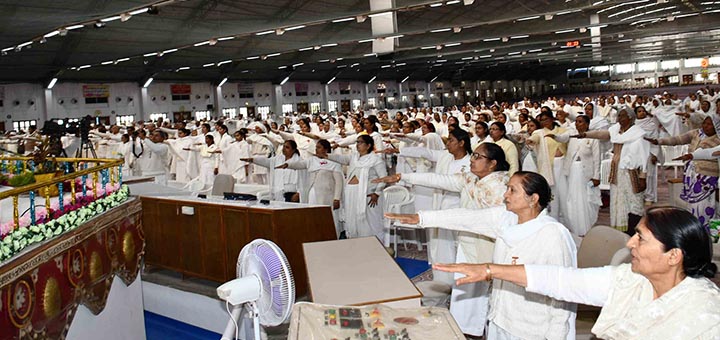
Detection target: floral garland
<box><xmin>0</xmin><ymin>185</ymin><xmax>130</xmax><ymax>262</ymax></box>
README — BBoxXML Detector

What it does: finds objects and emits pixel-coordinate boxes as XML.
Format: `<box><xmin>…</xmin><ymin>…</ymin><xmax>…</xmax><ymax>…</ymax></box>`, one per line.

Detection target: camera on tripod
<box><xmin>41</xmin><ymin>115</ymin><xmax>93</xmax><ymax>141</ymax></box>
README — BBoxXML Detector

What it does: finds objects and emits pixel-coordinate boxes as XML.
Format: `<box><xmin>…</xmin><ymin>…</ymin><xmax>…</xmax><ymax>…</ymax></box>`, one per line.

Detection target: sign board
<box><xmin>82</xmin><ymin>84</ymin><xmax>110</xmax><ymax>98</ymax></box>
<box><xmin>170</xmin><ymin>84</ymin><xmax>191</xmax><ymax>95</ymax></box>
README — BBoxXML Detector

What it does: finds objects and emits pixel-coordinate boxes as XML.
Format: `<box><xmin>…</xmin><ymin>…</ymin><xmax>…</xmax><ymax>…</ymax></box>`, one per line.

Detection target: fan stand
<box><xmin>249</xmin><ymin>302</ymin><xmax>261</xmax><ymax>340</ymax></box>
<box><xmin>221</xmin><ymin>303</ymin><xmax>263</xmax><ymax>340</ymax></box>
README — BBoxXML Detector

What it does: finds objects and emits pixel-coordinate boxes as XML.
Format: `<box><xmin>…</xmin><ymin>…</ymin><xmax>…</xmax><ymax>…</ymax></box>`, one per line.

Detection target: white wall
<box><xmin>48</xmin><ymin>82</ymin><xmax>141</xmax><ymax>121</ymax></box>
<box><xmin>0</xmin><ymin>83</ymin><xmax>46</xmax><ymax>126</ymax></box>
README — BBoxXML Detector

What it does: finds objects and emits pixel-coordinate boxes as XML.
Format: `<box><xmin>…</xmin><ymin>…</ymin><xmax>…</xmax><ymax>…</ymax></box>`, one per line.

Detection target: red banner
<box><xmin>170</xmin><ymin>84</ymin><xmax>191</xmax><ymax>95</ymax></box>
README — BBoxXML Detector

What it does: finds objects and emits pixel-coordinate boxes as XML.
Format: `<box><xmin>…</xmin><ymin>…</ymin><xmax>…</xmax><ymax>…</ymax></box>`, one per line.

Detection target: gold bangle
<box><xmin>485</xmin><ymin>263</ymin><xmax>493</xmax><ymax>282</ymax></box>
<box><xmin>396</xmin><ymin>173</ymin><xmax>402</xmax><ymax>181</ymax></box>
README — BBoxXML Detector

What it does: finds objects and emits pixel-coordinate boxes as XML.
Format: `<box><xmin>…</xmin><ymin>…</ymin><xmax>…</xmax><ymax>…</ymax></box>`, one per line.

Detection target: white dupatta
<box><xmin>343</xmin><ymin>152</ymin><xmax>383</xmax><ymax>228</ymax></box>
<box><xmin>609</xmin><ymin>124</ymin><xmax>650</xmax><ymax>172</ymax></box>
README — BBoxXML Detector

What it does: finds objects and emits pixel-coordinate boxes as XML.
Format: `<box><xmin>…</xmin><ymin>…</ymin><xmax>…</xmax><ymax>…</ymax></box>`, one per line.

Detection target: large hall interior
<box><xmin>1</xmin><ymin>0</ymin><xmax>720</xmax><ymax>339</ymax></box>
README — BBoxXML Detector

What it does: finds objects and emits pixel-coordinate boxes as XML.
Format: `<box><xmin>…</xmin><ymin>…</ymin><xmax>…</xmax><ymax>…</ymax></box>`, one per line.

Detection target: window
<box><xmin>85</xmin><ymin>97</ymin><xmax>109</xmax><ymax>104</ymax></box>
<box><xmin>239</xmin><ymin>107</ymin><xmax>248</xmax><ymax>118</ymax></box>
<box><xmin>661</xmin><ymin>60</ymin><xmax>679</xmax><ymax>70</ymax></box>
<box><xmin>238</xmin><ymin>91</ymin><xmax>253</xmax><ymax>99</ymax></box>
<box><xmin>685</xmin><ymin>58</ymin><xmax>703</xmax><ymax>68</ymax></box>
<box><xmin>328</xmin><ymin>100</ymin><xmax>338</xmax><ymax>112</ymax></box>
<box><xmin>615</xmin><ymin>63</ymin><xmax>634</xmax><ymax>74</ymax></box>
<box><xmin>310</xmin><ymin>102</ymin><xmax>321</xmax><ymax>114</ymax></box>
<box><xmin>644</xmin><ymin>77</ymin><xmax>656</xmax><ymax>85</ymax></box>
<box><xmin>13</xmin><ymin>120</ymin><xmax>36</xmax><ymax>132</ymax></box>
<box><xmin>116</xmin><ymin>115</ymin><xmax>135</xmax><ymax>125</ymax></box>
<box><xmin>149</xmin><ymin>113</ymin><xmax>168</xmax><ymax>121</ymax></box>
<box><xmin>0</xmin><ymin>100</ymin><xmax>3</xmax><ymax>107</ymax></box>
<box><xmin>638</xmin><ymin>62</ymin><xmax>657</xmax><ymax>72</ymax></box>
<box><xmin>222</xmin><ymin>108</ymin><xmax>237</xmax><ymax>119</ymax></box>
<box><xmin>257</xmin><ymin>106</ymin><xmax>270</xmax><ymax>116</ymax></box>
<box><xmin>172</xmin><ymin>94</ymin><xmax>190</xmax><ymax>101</ymax></box>
<box><xmin>352</xmin><ymin>99</ymin><xmax>361</xmax><ymax>110</ymax></box>
<box><xmin>282</xmin><ymin>104</ymin><xmax>294</xmax><ymax>114</ymax></box>
<box><xmin>367</xmin><ymin>98</ymin><xmax>376</xmax><ymax>107</ymax></box>
<box><xmin>668</xmin><ymin>75</ymin><xmax>679</xmax><ymax>83</ymax></box>
<box><xmin>195</xmin><ymin>110</ymin><xmax>211</xmax><ymax>120</ymax></box>
<box><xmin>710</xmin><ymin>57</ymin><xmax>720</xmax><ymax>66</ymax></box>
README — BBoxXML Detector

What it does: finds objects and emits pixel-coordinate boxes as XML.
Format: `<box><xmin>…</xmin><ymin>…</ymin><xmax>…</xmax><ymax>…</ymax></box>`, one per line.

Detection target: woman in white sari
<box><xmin>435</xmin><ymin>206</ymin><xmax>720</xmax><ymax>340</ymax></box>
<box><xmin>327</xmin><ymin>134</ymin><xmax>387</xmax><ymax>239</ymax></box>
<box><xmin>551</xmin><ymin>115</ymin><xmax>601</xmax><ymax>236</ymax></box>
<box><xmin>527</xmin><ymin>112</ymin><xmax>568</xmax><ymax>222</ymax></box>
<box><xmin>387</xmin><ymin>172</ymin><xmax>576</xmax><ymax>340</ymax></box>
<box><xmin>578</xmin><ymin>108</ymin><xmax>650</xmax><ymax>234</ymax></box>
<box><xmin>242</xmin><ymin>140</ymin><xmax>303</xmax><ymax>202</ymax></box>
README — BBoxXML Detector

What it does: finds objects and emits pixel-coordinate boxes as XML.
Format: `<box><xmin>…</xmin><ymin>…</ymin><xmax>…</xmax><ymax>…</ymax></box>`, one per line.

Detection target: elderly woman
<box><xmin>386</xmin><ymin>172</ymin><xmax>576</xmax><ymax>340</ymax></box>
<box><xmin>376</xmin><ymin>143</ymin><xmax>509</xmax><ymax>337</ymax></box>
<box><xmin>327</xmin><ymin>134</ymin><xmax>387</xmax><ymax>239</ymax></box>
<box><xmin>648</xmin><ymin>114</ymin><xmax>720</xmax><ymax>228</ymax></box>
<box><xmin>435</xmin><ymin>206</ymin><xmax>719</xmax><ymax>339</ymax></box>
<box><xmin>489</xmin><ymin>122</ymin><xmax>519</xmax><ymax>176</ymax></box>
<box><xmin>576</xmin><ymin>108</ymin><xmax>651</xmax><ymax>234</ymax></box>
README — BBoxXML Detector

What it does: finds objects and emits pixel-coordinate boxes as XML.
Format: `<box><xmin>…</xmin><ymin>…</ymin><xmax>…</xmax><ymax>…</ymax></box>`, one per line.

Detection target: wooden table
<box><xmin>141</xmin><ymin>196</ymin><xmax>337</xmax><ymax>297</ymax></box>
<box><xmin>303</xmin><ymin>237</ymin><xmax>422</xmax><ymax>308</ymax></box>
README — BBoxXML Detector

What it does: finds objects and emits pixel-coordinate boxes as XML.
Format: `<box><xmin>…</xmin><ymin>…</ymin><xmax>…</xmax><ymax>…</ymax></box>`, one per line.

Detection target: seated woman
<box><xmin>434</xmin><ymin>206</ymin><xmax>719</xmax><ymax>339</ymax></box>
<box><xmin>327</xmin><ymin>134</ymin><xmax>387</xmax><ymax>239</ymax></box>
<box><xmin>386</xmin><ymin>171</ymin><xmax>576</xmax><ymax>340</ymax></box>
<box><xmin>241</xmin><ymin>140</ymin><xmax>302</xmax><ymax>202</ymax></box>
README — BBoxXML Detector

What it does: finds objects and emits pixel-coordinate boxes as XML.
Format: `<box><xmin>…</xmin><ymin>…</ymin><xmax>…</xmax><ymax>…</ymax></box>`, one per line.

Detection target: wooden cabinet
<box><xmin>141</xmin><ymin>197</ymin><xmax>337</xmax><ymax>296</ymax></box>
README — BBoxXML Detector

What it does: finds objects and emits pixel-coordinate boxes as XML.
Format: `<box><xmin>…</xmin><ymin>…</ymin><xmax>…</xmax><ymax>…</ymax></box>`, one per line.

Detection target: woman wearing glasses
<box><xmin>374</xmin><ymin>143</ymin><xmax>509</xmax><ymax>337</ymax></box>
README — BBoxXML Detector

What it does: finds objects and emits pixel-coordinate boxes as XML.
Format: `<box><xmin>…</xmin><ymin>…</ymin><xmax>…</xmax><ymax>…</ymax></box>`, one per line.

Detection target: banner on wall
<box><xmin>237</xmin><ymin>82</ymin><xmax>253</xmax><ymax>93</ymax></box>
<box><xmin>338</xmin><ymin>82</ymin><xmax>351</xmax><ymax>91</ymax></box>
<box><xmin>408</xmin><ymin>81</ymin><xmax>417</xmax><ymax>92</ymax></box>
<box><xmin>294</xmin><ymin>83</ymin><xmax>308</xmax><ymax>93</ymax></box>
<box><xmin>170</xmin><ymin>84</ymin><xmax>192</xmax><ymax>95</ymax></box>
<box><xmin>0</xmin><ymin>86</ymin><xmax>4</xmax><ymax>100</ymax></box>
<box><xmin>82</xmin><ymin>84</ymin><xmax>110</xmax><ymax>98</ymax></box>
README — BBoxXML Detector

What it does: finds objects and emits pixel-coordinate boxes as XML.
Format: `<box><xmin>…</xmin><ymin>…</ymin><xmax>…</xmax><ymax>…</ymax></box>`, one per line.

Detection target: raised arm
<box><xmin>326</xmin><ymin>153</ymin><xmax>352</xmax><ymax>165</ymax></box>
<box><xmin>401</xmin><ymin>172</ymin><xmax>464</xmax><ymax>192</ymax></box>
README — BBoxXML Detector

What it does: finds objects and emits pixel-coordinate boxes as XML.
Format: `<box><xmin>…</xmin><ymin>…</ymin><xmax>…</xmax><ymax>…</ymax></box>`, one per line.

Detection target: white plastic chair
<box><xmin>660</xmin><ymin>144</ymin><xmax>688</xmax><ymax>181</ymax></box>
<box><xmin>211</xmin><ymin>174</ymin><xmax>236</xmax><ymax>196</ymax></box>
<box><xmin>382</xmin><ymin>185</ymin><xmax>415</xmax><ymax>256</ymax></box>
<box><xmin>599</xmin><ymin>158</ymin><xmax>611</xmax><ymax>191</ymax></box>
<box><xmin>577</xmin><ymin>225</ymin><xmax>630</xmax><ymax>268</ymax></box>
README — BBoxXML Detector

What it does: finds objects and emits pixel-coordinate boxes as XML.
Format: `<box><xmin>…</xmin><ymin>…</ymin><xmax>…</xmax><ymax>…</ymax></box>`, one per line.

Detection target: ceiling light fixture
<box><xmin>217</xmin><ymin>60</ymin><xmax>232</xmax><ymax>65</ymax></box>
<box><xmin>266</xmin><ymin>53</ymin><xmax>281</xmax><ymax>57</ymax></box>
<box><xmin>143</xmin><ymin>77</ymin><xmax>154</xmax><ymax>88</ymax></box>
<box><xmin>67</xmin><ymin>24</ymin><xmax>84</xmax><ymax>30</ymax></box>
<box><xmin>218</xmin><ymin>36</ymin><xmax>234</xmax><ymax>41</ymax></box>
<box><xmin>94</xmin><ymin>21</ymin><xmax>106</xmax><ymax>28</ymax></box>
<box><xmin>369</xmin><ymin>11</ymin><xmax>392</xmax><ymax>17</ymax></box>
<box><xmin>555</xmin><ymin>29</ymin><xmax>575</xmax><ymax>34</ymax></box>
<box><xmin>162</xmin><ymin>48</ymin><xmax>178</xmax><ymax>54</ymax></box>
<box><xmin>358</xmin><ymin>38</ymin><xmax>374</xmax><ymax>43</ymax></box>
<box><xmin>327</xmin><ymin>76</ymin><xmax>337</xmax><ymax>84</ymax></box>
<box><xmin>44</xmin><ymin>30</ymin><xmax>60</xmax><ymax>38</ymax></box>
<box><xmin>445</xmin><ymin>42</ymin><xmax>461</xmax><ymax>47</ymax></box>
<box><xmin>130</xmin><ymin>7</ymin><xmax>150</xmax><ymax>15</ymax></box>
<box><xmin>299</xmin><ymin>47</ymin><xmax>313</xmax><ymax>51</ymax></box>
<box><xmin>203</xmin><ymin>63</ymin><xmax>215</xmax><ymax>67</ymax></box>
<box><xmin>368</xmin><ymin>76</ymin><xmax>377</xmax><ymax>83</ymax></box>
<box><xmin>47</xmin><ymin>78</ymin><xmax>58</xmax><ymax>89</ymax></box>
<box><xmin>517</xmin><ymin>15</ymin><xmax>540</xmax><ymax>21</ymax></box>
<box><xmin>194</xmin><ymin>41</ymin><xmax>210</xmax><ymax>47</ymax></box>
<box><xmin>286</xmin><ymin>25</ymin><xmax>306</xmax><ymax>31</ymax></box>
<box><xmin>101</xmin><ymin>61</ymin><xmax>113</xmax><ymax>65</ymax></box>
<box><xmin>144</xmin><ymin>52</ymin><xmax>158</xmax><ymax>57</ymax></box>
<box><xmin>218</xmin><ymin>77</ymin><xmax>228</xmax><ymax>87</ymax></box>
<box><xmin>332</xmin><ymin>17</ymin><xmax>354</xmax><ymax>23</ymax></box>
<box><xmin>256</xmin><ymin>30</ymin><xmax>274</xmax><ymax>35</ymax></box>
<box><xmin>280</xmin><ymin>75</ymin><xmax>291</xmax><ymax>85</ymax></box>
<box><xmin>511</xmin><ymin>35</ymin><xmax>529</xmax><ymax>39</ymax></box>
<box><xmin>246</xmin><ymin>56</ymin><xmax>260</xmax><ymax>60</ymax></box>
<box><xmin>116</xmin><ymin>57</ymin><xmax>129</xmax><ymax>63</ymax></box>
<box><xmin>401</xmin><ymin>76</ymin><xmax>410</xmax><ymax>83</ymax></box>
<box><xmin>430</xmin><ymin>28</ymin><xmax>452</xmax><ymax>33</ymax></box>
<box><xmin>120</xmin><ymin>13</ymin><xmax>131</xmax><ymax>22</ymax></box>
<box><xmin>101</xmin><ymin>16</ymin><xmax>121</xmax><ymax>22</ymax></box>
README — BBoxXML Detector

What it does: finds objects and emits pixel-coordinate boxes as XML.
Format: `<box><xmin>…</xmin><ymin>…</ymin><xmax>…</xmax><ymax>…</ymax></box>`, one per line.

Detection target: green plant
<box><xmin>8</xmin><ymin>171</ymin><xmax>36</xmax><ymax>187</ymax></box>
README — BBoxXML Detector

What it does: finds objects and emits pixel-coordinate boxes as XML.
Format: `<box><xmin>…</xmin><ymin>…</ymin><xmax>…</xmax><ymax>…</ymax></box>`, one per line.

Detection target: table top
<box><xmin>303</xmin><ymin>237</ymin><xmax>422</xmax><ymax>306</ymax></box>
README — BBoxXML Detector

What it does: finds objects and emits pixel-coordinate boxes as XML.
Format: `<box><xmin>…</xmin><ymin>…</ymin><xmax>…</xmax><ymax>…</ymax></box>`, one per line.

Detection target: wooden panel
<box><xmin>198</xmin><ymin>205</ymin><xmax>226</xmax><ymax>279</ymax></box>
<box><xmin>157</xmin><ymin>201</ymin><xmax>181</xmax><ymax>268</ymax></box>
<box><xmin>178</xmin><ymin>204</ymin><xmax>203</xmax><ymax>275</ymax></box>
<box><xmin>141</xmin><ymin>200</ymin><xmax>161</xmax><ymax>264</ymax></box>
<box><xmin>247</xmin><ymin>211</ymin><xmax>274</xmax><ymax>241</ymax></box>
<box><xmin>224</xmin><ymin>208</ymin><xmax>249</xmax><ymax>280</ymax></box>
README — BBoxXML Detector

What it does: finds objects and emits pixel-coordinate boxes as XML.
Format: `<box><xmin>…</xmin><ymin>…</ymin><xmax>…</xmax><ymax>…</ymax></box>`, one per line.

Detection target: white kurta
<box><xmin>420</xmin><ymin>207</ymin><xmax>577</xmax><ymax>340</ymax></box>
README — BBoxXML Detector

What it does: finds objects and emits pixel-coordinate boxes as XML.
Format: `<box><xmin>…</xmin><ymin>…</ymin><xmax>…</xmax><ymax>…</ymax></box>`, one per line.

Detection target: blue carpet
<box><xmin>145</xmin><ymin>311</ymin><xmax>221</xmax><ymax>340</ymax></box>
<box><xmin>395</xmin><ymin>257</ymin><xmax>431</xmax><ymax>279</ymax></box>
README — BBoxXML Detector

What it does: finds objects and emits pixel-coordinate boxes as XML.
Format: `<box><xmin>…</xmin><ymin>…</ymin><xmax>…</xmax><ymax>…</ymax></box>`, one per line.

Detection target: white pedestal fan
<box><xmin>217</xmin><ymin>239</ymin><xmax>295</xmax><ymax>340</ymax></box>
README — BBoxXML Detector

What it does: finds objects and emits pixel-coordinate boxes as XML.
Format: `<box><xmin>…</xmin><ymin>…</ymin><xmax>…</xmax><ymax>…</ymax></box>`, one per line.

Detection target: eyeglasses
<box><xmin>471</xmin><ymin>153</ymin><xmax>489</xmax><ymax>160</ymax></box>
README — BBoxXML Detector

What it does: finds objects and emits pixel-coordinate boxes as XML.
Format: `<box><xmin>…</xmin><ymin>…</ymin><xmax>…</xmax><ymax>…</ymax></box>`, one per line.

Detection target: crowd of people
<box><xmin>2</xmin><ymin>87</ymin><xmax>719</xmax><ymax>339</ymax></box>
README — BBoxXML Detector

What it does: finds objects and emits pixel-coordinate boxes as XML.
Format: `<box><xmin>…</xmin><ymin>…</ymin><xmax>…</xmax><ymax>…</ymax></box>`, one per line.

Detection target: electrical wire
<box><xmin>226</xmin><ymin>300</ymin><xmax>239</xmax><ymax>340</ymax></box>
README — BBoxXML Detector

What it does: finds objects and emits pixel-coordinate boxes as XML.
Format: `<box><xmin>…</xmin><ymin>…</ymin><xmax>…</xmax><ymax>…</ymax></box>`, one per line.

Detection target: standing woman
<box><xmin>278</xmin><ymin>139</ymin><xmax>344</xmax><ymax>237</ymax></box>
<box><xmin>577</xmin><ymin>108</ymin><xmax>650</xmax><ymax>234</ymax></box>
<box><xmin>386</xmin><ymin>172</ymin><xmax>576</xmax><ymax>340</ymax></box>
<box><xmin>375</xmin><ymin>143</ymin><xmax>509</xmax><ymax>337</ymax></box>
<box><xmin>242</xmin><ymin>140</ymin><xmax>303</xmax><ymax>202</ymax></box>
<box><xmin>489</xmin><ymin>122</ymin><xmax>519</xmax><ymax>176</ymax></box>
<box><xmin>183</xmin><ymin>134</ymin><xmax>219</xmax><ymax>187</ymax></box>
<box><xmin>527</xmin><ymin>112</ymin><xmax>568</xmax><ymax>221</ymax></box>
<box><xmin>552</xmin><ymin>115</ymin><xmax>601</xmax><ymax>236</ymax></box>
<box><xmin>327</xmin><ymin>134</ymin><xmax>387</xmax><ymax>239</ymax></box>
<box><xmin>647</xmin><ymin>114</ymin><xmax>720</xmax><ymax>228</ymax></box>
<box><xmin>363</xmin><ymin>116</ymin><xmax>385</xmax><ymax>152</ymax></box>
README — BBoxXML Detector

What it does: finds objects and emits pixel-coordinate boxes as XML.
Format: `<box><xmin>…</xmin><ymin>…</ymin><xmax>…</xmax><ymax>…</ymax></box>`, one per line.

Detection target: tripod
<box><xmin>76</xmin><ymin>138</ymin><xmax>97</xmax><ymax>158</ymax></box>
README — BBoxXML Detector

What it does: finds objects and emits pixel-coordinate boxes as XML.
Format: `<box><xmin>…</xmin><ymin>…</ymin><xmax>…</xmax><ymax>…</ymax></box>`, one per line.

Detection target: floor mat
<box><xmin>395</xmin><ymin>256</ymin><xmax>431</xmax><ymax>279</ymax></box>
<box><xmin>145</xmin><ymin>311</ymin><xmax>221</xmax><ymax>340</ymax></box>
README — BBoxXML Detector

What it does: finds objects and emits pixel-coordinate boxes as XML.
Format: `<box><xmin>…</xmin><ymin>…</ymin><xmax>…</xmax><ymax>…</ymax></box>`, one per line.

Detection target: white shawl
<box><xmin>593</xmin><ymin>264</ymin><xmax>720</xmax><ymax>340</ymax></box>
<box><xmin>344</xmin><ymin>152</ymin><xmax>384</xmax><ymax>227</ymax></box>
<box><xmin>609</xmin><ymin>124</ymin><xmax>650</xmax><ymax>172</ymax></box>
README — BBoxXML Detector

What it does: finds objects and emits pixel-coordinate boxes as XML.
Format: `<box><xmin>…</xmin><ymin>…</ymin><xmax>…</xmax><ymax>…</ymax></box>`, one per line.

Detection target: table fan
<box><xmin>217</xmin><ymin>239</ymin><xmax>295</xmax><ymax>340</ymax></box>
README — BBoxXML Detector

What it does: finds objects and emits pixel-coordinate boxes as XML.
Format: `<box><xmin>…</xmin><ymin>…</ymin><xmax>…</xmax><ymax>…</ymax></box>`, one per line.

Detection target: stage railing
<box><xmin>0</xmin><ymin>157</ymin><xmax>124</xmax><ymax>232</ymax></box>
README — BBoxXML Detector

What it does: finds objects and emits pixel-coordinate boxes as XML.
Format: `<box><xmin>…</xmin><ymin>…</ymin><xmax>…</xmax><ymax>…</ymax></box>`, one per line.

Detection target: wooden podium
<box><xmin>141</xmin><ymin>196</ymin><xmax>337</xmax><ymax>296</ymax></box>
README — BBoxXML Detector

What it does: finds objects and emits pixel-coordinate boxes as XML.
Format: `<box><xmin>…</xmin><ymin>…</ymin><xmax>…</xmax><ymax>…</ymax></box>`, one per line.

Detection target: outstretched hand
<box><xmin>384</xmin><ymin>213</ymin><xmax>419</xmax><ymax>224</ymax></box>
<box><xmin>672</xmin><ymin>154</ymin><xmax>693</xmax><ymax>162</ymax></box>
<box><xmin>644</xmin><ymin>137</ymin><xmax>659</xmax><ymax>145</ymax></box>
<box><xmin>433</xmin><ymin>263</ymin><xmax>489</xmax><ymax>285</ymax></box>
<box><xmin>372</xmin><ymin>174</ymin><xmax>400</xmax><ymax>184</ymax></box>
